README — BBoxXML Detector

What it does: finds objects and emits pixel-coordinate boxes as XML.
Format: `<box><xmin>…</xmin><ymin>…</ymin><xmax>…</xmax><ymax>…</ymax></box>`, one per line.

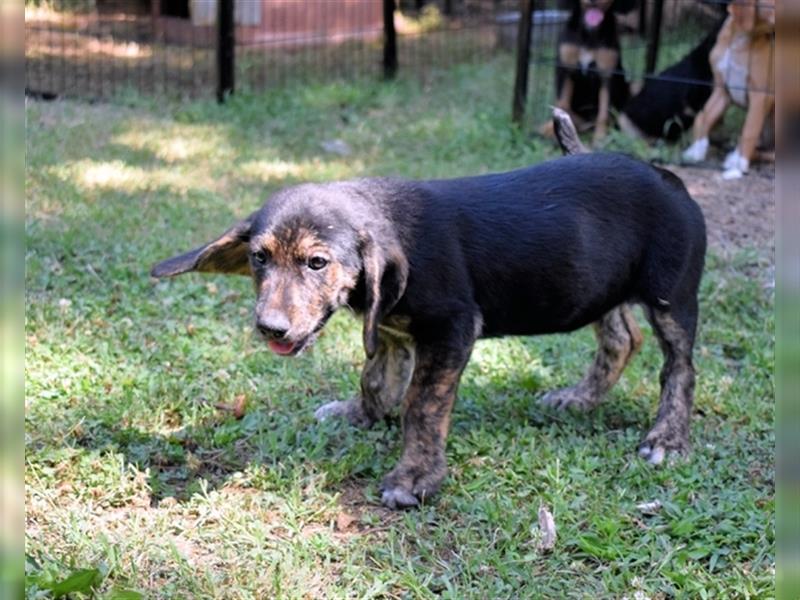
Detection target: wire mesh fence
<box><xmin>26</xmin><ymin>0</ymin><xmax>774</xmax><ymax>143</ymax></box>
<box><xmin>25</xmin><ymin>0</ymin><xmax>521</xmax><ymax>100</ymax></box>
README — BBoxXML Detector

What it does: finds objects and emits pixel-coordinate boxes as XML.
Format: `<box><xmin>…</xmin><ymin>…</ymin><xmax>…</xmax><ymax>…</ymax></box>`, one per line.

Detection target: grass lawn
<box><xmin>25</xmin><ymin>57</ymin><xmax>774</xmax><ymax>598</ymax></box>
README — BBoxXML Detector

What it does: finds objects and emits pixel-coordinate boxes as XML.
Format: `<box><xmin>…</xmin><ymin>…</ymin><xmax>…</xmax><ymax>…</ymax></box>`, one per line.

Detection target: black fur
<box><xmin>152</xmin><ymin>152</ymin><xmax>707</xmax><ymax>508</ymax></box>
<box><xmin>622</xmin><ymin>19</ymin><xmax>724</xmax><ymax>140</ymax></box>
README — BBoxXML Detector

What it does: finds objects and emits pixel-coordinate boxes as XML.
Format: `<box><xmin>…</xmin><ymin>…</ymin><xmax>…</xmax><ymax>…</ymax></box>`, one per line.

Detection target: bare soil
<box><xmin>668</xmin><ymin>163</ymin><xmax>775</xmax><ymax>261</ymax></box>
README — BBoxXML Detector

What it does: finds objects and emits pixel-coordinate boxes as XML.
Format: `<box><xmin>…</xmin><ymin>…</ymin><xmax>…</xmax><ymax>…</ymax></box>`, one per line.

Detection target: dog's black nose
<box><xmin>256</xmin><ymin>312</ymin><xmax>290</xmax><ymax>340</ymax></box>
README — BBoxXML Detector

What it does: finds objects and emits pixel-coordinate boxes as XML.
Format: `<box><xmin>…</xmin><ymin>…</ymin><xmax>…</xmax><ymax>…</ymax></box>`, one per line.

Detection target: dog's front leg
<box><xmin>314</xmin><ymin>326</ymin><xmax>415</xmax><ymax>427</ymax></box>
<box><xmin>380</xmin><ymin>322</ymin><xmax>476</xmax><ymax>509</ymax></box>
<box><xmin>593</xmin><ymin>49</ymin><xmax>619</xmax><ymax>144</ymax></box>
<box><xmin>556</xmin><ymin>43</ymin><xmax>580</xmax><ymax>113</ymax></box>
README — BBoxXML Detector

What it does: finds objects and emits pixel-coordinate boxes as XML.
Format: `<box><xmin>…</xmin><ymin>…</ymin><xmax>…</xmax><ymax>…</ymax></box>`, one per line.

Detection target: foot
<box><xmin>314</xmin><ymin>399</ymin><xmax>374</xmax><ymax>428</ymax></box>
<box><xmin>682</xmin><ymin>137</ymin><xmax>709</xmax><ymax>163</ymax></box>
<box><xmin>540</xmin><ymin>384</ymin><xmax>603</xmax><ymax>411</ymax></box>
<box><xmin>722</xmin><ymin>147</ymin><xmax>749</xmax><ymax>179</ymax></box>
<box><xmin>638</xmin><ymin>422</ymin><xmax>690</xmax><ymax>466</ymax></box>
<box><xmin>379</xmin><ymin>459</ymin><xmax>446</xmax><ymax>509</ymax></box>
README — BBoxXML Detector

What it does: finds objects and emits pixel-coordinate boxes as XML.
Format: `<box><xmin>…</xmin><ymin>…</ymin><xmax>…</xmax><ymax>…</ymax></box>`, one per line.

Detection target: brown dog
<box><xmin>682</xmin><ymin>0</ymin><xmax>775</xmax><ymax>178</ymax></box>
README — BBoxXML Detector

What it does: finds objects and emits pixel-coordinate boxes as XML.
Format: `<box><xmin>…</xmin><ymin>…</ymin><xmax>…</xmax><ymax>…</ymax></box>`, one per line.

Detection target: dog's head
<box><xmin>728</xmin><ymin>0</ymin><xmax>775</xmax><ymax>34</ymax></box>
<box><xmin>151</xmin><ymin>182</ymin><xmax>408</xmax><ymax>359</ymax></box>
<box><xmin>574</xmin><ymin>0</ymin><xmax>636</xmax><ymax>31</ymax></box>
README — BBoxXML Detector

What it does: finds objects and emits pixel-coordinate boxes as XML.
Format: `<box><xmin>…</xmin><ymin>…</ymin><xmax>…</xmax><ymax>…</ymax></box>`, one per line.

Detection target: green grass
<box><xmin>26</xmin><ymin>59</ymin><xmax>774</xmax><ymax>598</ymax></box>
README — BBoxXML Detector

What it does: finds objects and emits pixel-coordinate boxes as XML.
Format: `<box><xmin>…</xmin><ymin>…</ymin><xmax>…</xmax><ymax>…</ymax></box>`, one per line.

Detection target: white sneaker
<box><xmin>683</xmin><ymin>137</ymin><xmax>709</xmax><ymax>162</ymax></box>
<box><xmin>721</xmin><ymin>167</ymin><xmax>745</xmax><ymax>180</ymax></box>
<box><xmin>723</xmin><ymin>147</ymin><xmax>749</xmax><ymax>173</ymax></box>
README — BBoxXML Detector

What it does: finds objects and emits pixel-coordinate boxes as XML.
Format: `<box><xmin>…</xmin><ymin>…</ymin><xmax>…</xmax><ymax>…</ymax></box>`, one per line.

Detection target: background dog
<box><xmin>682</xmin><ymin>0</ymin><xmax>775</xmax><ymax>178</ymax></box>
<box><xmin>619</xmin><ymin>18</ymin><xmax>725</xmax><ymax>141</ymax></box>
<box><xmin>152</xmin><ymin>119</ymin><xmax>706</xmax><ymax>509</ymax></box>
<box><xmin>545</xmin><ymin>0</ymin><xmax>636</xmax><ymax>144</ymax></box>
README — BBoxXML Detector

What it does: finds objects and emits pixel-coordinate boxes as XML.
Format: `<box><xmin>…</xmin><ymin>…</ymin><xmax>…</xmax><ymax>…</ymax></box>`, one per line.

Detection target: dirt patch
<box><xmin>668</xmin><ymin>163</ymin><xmax>775</xmax><ymax>261</ymax></box>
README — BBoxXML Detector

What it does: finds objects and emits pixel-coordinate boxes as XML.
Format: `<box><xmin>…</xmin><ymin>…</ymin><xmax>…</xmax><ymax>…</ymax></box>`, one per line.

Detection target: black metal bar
<box><xmin>645</xmin><ymin>0</ymin><xmax>664</xmax><ymax>74</ymax></box>
<box><xmin>383</xmin><ymin>0</ymin><xmax>398</xmax><ymax>79</ymax></box>
<box><xmin>638</xmin><ymin>0</ymin><xmax>647</xmax><ymax>38</ymax></box>
<box><xmin>217</xmin><ymin>0</ymin><xmax>235</xmax><ymax>102</ymax></box>
<box><xmin>512</xmin><ymin>0</ymin><xmax>535</xmax><ymax>124</ymax></box>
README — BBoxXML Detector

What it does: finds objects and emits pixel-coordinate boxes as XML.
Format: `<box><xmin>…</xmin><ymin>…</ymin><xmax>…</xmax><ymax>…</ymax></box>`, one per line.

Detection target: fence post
<box><xmin>217</xmin><ymin>0</ymin><xmax>235</xmax><ymax>102</ymax></box>
<box><xmin>512</xmin><ymin>0</ymin><xmax>535</xmax><ymax>124</ymax></box>
<box><xmin>383</xmin><ymin>0</ymin><xmax>398</xmax><ymax>78</ymax></box>
<box><xmin>645</xmin><ymin>0</ymin><xmax>664</xmax><ymax>74</ymax></box>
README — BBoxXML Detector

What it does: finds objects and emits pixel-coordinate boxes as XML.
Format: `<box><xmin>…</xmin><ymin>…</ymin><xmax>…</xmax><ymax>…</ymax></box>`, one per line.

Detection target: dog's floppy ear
<box><xmin>151</xmin><ymin>212</ymin><xmax>257</xmax><ymax>278</ymax></box>
<box><xmin>359</xmin><ymin>229</ymin><xmax>409</xmax><ymax>359</ymax></box>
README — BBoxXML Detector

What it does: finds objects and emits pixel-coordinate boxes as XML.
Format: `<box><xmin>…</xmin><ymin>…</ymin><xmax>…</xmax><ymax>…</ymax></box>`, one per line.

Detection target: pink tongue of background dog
<box><xmin>268</xmin><ymin>340</ymin><xmax>296</xmax><ymax>355</ymax></box>
<box><xmin>584</xmin><ymin>8</ymin><xmax>604</xmax><ymax>28</ymax></box>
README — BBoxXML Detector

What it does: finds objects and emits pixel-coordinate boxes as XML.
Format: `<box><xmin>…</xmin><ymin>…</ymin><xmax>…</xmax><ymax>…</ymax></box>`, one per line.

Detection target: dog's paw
<box><xmin>380</xmin><ymin>487</ymin><xmax>420</xmax><ymax>509</ymax></box>
<box><xmin>314</xmin><ymin>399</ymin><xmax>373</xmax><ymax>428</ymax></box>
<box><xmin>682</xmin><ymin>137</ymin><xmax>709</xmax><ymax>163</ymax></box>
<box><xmin>638</xmin><ymin>425</ymin><xmax>690</xmax><ymax>466</ymax></box>
<box><xmin>379</xmin><ymin>464</ymin><xmax>445</xmax><ymax>510</ymax></box>
<box><xmin>540</xmin><ymin>385</ymin><xmax>601</xmax><ymax>411</ymax></box>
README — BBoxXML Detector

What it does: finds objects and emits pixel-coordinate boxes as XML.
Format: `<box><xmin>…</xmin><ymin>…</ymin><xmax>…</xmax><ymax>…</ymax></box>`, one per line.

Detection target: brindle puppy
<box><xmin>152</xmin><ymin>118</ymin><xmax>706</xmax><ymax>509</ymax></box>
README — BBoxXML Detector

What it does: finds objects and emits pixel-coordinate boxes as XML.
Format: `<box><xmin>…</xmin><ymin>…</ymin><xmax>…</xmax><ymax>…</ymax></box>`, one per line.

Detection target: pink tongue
<box><xmin>585</xmin><ymin>8</ymin><xmax>604</xmax><ymax>28</ymax></box>
<box><xmin>268</xmin><ymin>340</ymin><xmax>296</xmax><ymax>355</ymax></box>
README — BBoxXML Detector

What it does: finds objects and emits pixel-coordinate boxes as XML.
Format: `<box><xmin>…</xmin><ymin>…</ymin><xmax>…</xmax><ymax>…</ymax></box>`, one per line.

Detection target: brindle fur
<box><xmin>315</xmin><ymin>321</ymin><xmax>415</xmax><ymax>427</ymax></box>
<box><xmin>152</xmin><ymin>111</ymin><xmax>706</xmax><ymax>509</ymax></box>
<box><xmin>541</xmin><ymin>304</ymin><xmax>643</xmax><ymax>410</ymax></box>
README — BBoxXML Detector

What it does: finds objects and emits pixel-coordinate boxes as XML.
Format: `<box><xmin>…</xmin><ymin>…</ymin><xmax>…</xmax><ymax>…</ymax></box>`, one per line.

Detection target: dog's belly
<box><xmin>476</xmin><ymin>281</ymin><xmax>632</xmax><ymax>338</ymax></box>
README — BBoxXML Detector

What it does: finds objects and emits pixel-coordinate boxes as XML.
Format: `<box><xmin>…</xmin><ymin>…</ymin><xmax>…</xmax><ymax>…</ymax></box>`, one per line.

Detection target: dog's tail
<box><xmin>551</xmin><ymin>107</ymin><xmax>588</xmax><ymax>156</ymax></box>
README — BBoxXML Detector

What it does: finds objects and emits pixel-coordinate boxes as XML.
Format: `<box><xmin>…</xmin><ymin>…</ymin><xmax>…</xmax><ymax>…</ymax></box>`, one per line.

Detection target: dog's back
<box><xmin>395</xmin><ymin>153</ymin><xmax>705</xmax><ymax>336</ymax></box>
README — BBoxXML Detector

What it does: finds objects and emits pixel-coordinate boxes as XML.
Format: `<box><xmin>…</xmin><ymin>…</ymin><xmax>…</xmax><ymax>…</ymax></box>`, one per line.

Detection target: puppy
<box><xmin>543</xmin><ymin>0</ymin><xmax>634</xmax><ymax>144</ymax></box>
<box><xmin>682</xmin><ymin>0</ymin><xmax>775</xmax><ymax>178</ymax></box>
<box><xmin>152</xmin><ymin>120</ymin><xmax>706</xmax><ymax>509</ymax></box>
<box><xmin>619</xmin><ymin>18</ymin><xmax>725</xmax><ymax>142</ymax></box>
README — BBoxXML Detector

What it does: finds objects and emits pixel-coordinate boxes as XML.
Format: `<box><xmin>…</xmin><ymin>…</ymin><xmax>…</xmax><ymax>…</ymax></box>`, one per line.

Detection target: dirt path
<box><xmin>668</xmin><ymin>163</ymin><xmax>775</xmax><ymax>261</ymax></box>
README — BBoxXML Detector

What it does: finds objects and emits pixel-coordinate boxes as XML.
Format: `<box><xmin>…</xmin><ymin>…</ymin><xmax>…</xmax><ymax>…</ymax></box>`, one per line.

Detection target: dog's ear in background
<box><xmin>359</xmin><ymin>229</ymin><xmax>409</xmax><ymax>359</ymax></box>
<box><xmin>151</xmin><ymin>212</ymin><xmax>257</xmax><ymax>278</ymax></box>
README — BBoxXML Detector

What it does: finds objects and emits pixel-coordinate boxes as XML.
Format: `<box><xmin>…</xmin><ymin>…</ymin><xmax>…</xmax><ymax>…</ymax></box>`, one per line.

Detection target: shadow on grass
<box><xmin>67</xmin><ymin>344</ymin><xmax>658</xmax><ymax>508</ymax></box>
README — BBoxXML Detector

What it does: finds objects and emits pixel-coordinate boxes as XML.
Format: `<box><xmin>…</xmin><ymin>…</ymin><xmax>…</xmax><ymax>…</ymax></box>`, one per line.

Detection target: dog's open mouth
<box><xmin>584</xmin><ymin>7</ymin><xmax>604</xmax><ymax>28</ymax></box>
<box><xmin>267</xmin><ymin>340</ymin><xmax>300</xmax><ymax>355</ymax></box>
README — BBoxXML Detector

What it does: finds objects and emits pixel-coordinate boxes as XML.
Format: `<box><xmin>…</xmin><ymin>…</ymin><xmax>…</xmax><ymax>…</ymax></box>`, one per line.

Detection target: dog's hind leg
<box><xmin>541</xmin><ymin>304</ymin><xmax>643</xmax><ymax>410</ymax></box>
<box><xmin>314</xmin><ymin>325</ymin><xmax>415</xmax><ymax>427</ymax></box>
<box><xmin>638</xmin><ymin>303</ymin><xmax>697</xmax><ymax>465</ymax></box>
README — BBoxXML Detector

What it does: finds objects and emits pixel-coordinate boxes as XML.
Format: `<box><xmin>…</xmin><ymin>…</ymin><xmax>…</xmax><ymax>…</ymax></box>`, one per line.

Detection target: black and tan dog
<box><xmin>152</xmin><ymin>114</ymin><xmax>706</xmax><ymax>509</ymax></box>
<box><xmin>541</xmin><ymin>0</ymin><xmax>635</xmax><ymax>143</ymax></box>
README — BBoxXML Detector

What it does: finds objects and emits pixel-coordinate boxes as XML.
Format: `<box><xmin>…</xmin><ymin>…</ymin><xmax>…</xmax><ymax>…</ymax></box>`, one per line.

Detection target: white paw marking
<box><xmin>381</xmin><ymin>488</ymin><xmax>419</xmax><ymax>509</ymax></box>
<box><xmin>314</xmin><ymin>400</ymin><xmax>351</xmax><ymax>422</ymax></box>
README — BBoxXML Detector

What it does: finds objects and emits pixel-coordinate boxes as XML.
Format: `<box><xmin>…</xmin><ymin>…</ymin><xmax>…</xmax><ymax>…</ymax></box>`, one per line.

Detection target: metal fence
<box><xmin>25</xmin><ymin>0</ymin><xmax>520</xmax><ymax>100</ymax></box>
<box><xmin>26</xmin><ymin>0</ymin><xmax>773</xmax><ymax>136</ymax></box>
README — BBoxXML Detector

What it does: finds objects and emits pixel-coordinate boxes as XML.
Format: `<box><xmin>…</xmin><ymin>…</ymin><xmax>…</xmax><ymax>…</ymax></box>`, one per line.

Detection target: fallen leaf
<box><xmin>538</xmin><ymin>504</ymin><xmax>557</xmax><ymax>551</ymax></box>
<box><xmin>636</xmin><ymin>499</ymin><xmax>662</xmax><ymax>514</ymax></box>
<box><xmin>335</xmin><ymin>511</ymin><xmax>357</xmax><ymax>531</ymax></box>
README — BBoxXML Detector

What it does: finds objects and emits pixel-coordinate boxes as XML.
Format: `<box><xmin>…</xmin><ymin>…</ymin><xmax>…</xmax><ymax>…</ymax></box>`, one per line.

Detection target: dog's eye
<box><xmin>307</xmin><ymin>256</ymin><xmax>329</xmax><ymax>271</ymax></box>
<box><xmin>251</xmin><ymin>250</ymin><xmax>269</xmax><ymax>264</ymax></box>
